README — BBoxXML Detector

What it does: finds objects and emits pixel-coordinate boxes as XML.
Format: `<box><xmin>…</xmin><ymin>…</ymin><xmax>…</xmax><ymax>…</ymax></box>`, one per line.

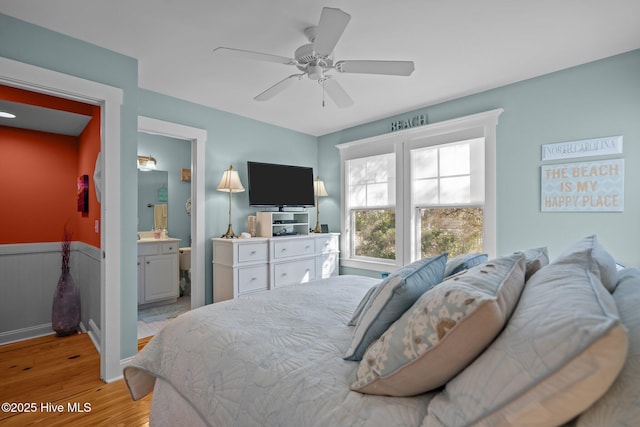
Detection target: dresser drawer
<box><xmin>272</xmin><ymin>258</ymin><xmax>315</xmax><ymax>288</ymax></box>
<box><xmin>315</xmin><ymin>235</ymin><xmax>339</xmax><ymax>253</ymax></box>
<box><xmin>317</xmin><ymin>252</ymin><xmax>339</xmax><ymax>279</ymax></box>
<box><xmin>237</xmin><ymin>242</ymin><xmax>268</xmax><ymax>263</ymax></box>
<box><xmin>272</xmin><ymin>238</ymin><xmax>315</xmax><ymax>259</ymax></box>
<box><xmin>237</xmin><ymin>265</ymin><xmax>269</xmax><ymax>294</ymax></box>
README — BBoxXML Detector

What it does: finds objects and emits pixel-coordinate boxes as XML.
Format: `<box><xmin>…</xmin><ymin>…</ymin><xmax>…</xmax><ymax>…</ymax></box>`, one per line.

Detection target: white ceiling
<box><xmin>1</xmin><ymin>0</ymin><xmax>639</xmax><ymax>136</ymax></box>
<box><xmin>0</xmin><ymin>100</ymin><xmax>91</xmax><ymax>136</ymax></box>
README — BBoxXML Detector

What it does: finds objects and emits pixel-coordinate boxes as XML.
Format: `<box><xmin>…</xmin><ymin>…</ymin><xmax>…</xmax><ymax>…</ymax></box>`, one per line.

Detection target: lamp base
<box><xmin>221</xmin><ymin>224</ymin><xmax>238</xmax><ymax>239</ymax></box>
<box><xmin>312</xmin><ymin>222</ymin><xmax>322</xmax><ymax>233</ymax></box>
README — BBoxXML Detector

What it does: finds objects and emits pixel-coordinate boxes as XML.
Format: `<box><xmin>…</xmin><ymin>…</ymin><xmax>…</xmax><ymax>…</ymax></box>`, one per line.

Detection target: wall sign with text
<box><xmin>541</xmin><ymin>159</ymin><xmax>624</xmax><ymax>212</ymax></box>
<box><xmin>541</xmin><ymin>136</ymin><xmax>622</xmax><ymax>161</ymax></box>
<box><xmin>390</xmin><ymin>113</ymin><xmax>427</xmax><ymax>132</ymax></box>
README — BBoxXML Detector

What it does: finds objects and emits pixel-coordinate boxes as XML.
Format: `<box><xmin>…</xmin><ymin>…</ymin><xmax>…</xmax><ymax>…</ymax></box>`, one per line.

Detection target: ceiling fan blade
<box><xmin>322</xmin><ymin>78</ymin><xmax>354</xmax><ymax>108</ymax></box>
<box><xmin>213</xmin><ymin>47</ymin><xmax>294</xmax><ymax>65</ymax></box>
<box><xmin>254</xmin><ymin>74</ymin><xmax>303</xmax><ymax>101</ymax></box>
<box><xmin>313</xmin><ymin>7</ymin><xmax>351</xmax><ymax>57</ymax></box>
<box><xmin>335</xmin><ymin>60</ymin><xmax>415</xmax><ymax>76</ymax></box>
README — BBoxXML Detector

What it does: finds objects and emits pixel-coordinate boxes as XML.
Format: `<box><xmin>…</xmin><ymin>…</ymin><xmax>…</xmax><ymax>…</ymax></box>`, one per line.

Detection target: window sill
<box><xmin>340</xmin><ymin>257</ymin><xmax>399</xmax><ymax>273</ymax></box>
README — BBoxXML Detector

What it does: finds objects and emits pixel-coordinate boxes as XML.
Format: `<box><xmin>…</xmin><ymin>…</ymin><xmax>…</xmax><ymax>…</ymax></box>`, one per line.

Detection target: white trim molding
<box><xmin>0</xmin><ymin>56</ymin><xmax>124</xmax><ymax>383</ymax></box>
<box><xmin>137</xmin><ymin>116</ymin><xmax>208</xmax><ymax>310</ymax></box>
<box><xmin>337</xmin><ymin>108</ymin><xmax>504</xmax><ymax>272</ymax></box>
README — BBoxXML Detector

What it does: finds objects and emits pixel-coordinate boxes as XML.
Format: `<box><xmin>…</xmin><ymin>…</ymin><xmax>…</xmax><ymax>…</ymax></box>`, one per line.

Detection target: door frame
<box><xmin>0</xmin><ymin>56</ymin><xmax>123</xmax><ymax>382</ymax></box>
<box><xmin>137</xmin><ymin>116</ymin><xmax>207</xmax><ymax>310</ymax></box>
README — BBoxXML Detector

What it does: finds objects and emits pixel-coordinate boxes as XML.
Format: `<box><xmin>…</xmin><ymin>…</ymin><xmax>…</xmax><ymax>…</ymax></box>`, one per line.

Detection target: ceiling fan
<box><xmin>213</xmin><ymin>7</ymin><xmax>415</xmax><ymax>108</ymax></box>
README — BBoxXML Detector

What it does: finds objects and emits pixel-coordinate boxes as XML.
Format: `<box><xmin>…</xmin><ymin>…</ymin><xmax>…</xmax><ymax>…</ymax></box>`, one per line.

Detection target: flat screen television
<box><xmin>247</xmin><ymin>161</ymin><xmax>315</xmax><ymax>209</ymax></box>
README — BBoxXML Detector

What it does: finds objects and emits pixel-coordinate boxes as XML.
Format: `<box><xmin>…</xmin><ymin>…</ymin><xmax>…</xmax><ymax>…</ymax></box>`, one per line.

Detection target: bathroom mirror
<box><xmin>138</xmin><ymin>169</ymin><xmax>169</xmax><ymax>231</ymax></box>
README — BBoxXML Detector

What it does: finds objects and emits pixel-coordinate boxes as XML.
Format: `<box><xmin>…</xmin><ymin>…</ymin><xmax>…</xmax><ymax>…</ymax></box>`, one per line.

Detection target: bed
<box><xmin>124</xmin><ymin>236</ymin><xmax>640</xmax><ymax>427</ymax></box>
<box><xmin>125</xmin><ymin>275</ymin><xmax>435</xmax><ymax>426</ymax></box>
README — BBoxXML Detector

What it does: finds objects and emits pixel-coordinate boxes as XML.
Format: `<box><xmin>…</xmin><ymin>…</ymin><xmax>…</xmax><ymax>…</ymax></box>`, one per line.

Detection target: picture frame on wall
<box><xmin>77</xmin><ymin>175</ymin><xmax>89</xmax><ymax>214</ymax></box>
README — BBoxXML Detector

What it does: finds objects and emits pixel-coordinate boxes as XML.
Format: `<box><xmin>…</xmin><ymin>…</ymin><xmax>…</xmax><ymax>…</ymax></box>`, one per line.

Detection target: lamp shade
<box><xmin>314</xmin><ymin>178</ymin><xmax>328</xmax><ymax>197</ymax></box>
<box><xmin>217</xmin><ymin>165</ymin><xmax>245</xmax><ymax>193</ymax></box>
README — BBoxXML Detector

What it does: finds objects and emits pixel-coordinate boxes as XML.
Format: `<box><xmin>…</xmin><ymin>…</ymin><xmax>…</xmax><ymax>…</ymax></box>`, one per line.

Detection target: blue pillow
<box><xmin>444</xmin><ymin>253</ymin><xmax>488</xmax><ymax>277</ymax></box>
<box><xmin>344</xmin><ymin>253</ymin><xmax>447</xmax><ymax>361</ymax></box>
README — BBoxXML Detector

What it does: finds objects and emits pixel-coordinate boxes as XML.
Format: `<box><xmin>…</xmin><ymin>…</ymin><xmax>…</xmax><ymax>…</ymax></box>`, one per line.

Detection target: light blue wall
<box><xmin>319</xmin><ymin>49</ymin><xmax>640</xmax><ymax>277</ymax></box>
<box><xmin>0</xmin><ymin>13</ymin><xmax>318</xmax><ymax>360</ymax></box>
<box><xmin>137</xmin><ymin>89</ymin><xmax>319</xmax><ymax>304</ymax></box>
<box><xmin>0</xmin><ymin>13</ymin><xmax>140</xmax><ymax>358</ymax></box>
<box><xmin>4</xmin><ymin>10</ymin><xmax>639</xmax><ymax>358</ymax></box>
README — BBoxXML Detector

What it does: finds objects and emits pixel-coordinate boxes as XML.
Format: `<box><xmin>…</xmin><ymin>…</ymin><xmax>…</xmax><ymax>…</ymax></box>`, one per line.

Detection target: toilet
<box><xmin>179</xmin><ymin>247</ymin><xmax>191</xmax><ymax>296</ymax></box>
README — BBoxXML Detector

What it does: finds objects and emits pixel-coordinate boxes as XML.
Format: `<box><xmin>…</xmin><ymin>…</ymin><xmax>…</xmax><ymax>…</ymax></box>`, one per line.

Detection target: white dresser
<box><xmin>137</xmin><ymin>238</ymin><xmax>180</xmax><ymax>305</ymax></box>
<box><xmin>212</xmin><ymin>233</ymin><xmax>339</xmax><ymax>302</ymax></box>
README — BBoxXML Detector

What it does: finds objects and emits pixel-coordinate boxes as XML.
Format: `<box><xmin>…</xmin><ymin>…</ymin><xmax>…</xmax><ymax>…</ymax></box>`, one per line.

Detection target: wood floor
<box><xmin>0</xmin><ymin>333</ymin><xmax>153</xmax><ymax>426</ymax></box>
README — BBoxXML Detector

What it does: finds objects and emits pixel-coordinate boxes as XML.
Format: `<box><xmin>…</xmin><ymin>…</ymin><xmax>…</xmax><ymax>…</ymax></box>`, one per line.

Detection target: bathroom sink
<box><xmin>138</xmin><ymin>237</ymin><xmax>179</xmax><ymax>242</ymax></box>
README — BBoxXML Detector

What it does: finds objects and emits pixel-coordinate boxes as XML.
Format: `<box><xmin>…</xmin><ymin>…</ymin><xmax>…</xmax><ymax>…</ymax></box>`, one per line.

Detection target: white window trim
<box><xmin>337</xmin><ymin>108</ymin><xmax>503</xmax><ymax>272</ymax></box>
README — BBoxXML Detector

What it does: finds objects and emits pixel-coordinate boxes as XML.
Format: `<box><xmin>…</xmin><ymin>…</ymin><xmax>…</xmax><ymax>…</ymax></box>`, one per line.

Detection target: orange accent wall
<box><xmin>77</xmin><ymin>105</ymin><xmax>101</xmax><ymax>247</ymax></box>
<box><xmin>0</xmin><ymin>85</ymin><xmax>101</xmax><ymax>246</ymax></box>
<box><xmin>0</xmin><ymin>127</ymin><xmax>79</xmax><ymax>243</ymax></box>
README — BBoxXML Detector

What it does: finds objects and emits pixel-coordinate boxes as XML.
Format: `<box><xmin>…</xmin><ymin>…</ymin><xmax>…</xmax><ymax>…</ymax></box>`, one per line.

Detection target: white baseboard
<box><xmin>87</xmin><ymin>319</ymin><xmax>101</xmax><ymax>352</ymax></box>
<box><xmin>0</xmin><ymin>323</ymin><xmax>54</xmax><ymax>345</ymax></box>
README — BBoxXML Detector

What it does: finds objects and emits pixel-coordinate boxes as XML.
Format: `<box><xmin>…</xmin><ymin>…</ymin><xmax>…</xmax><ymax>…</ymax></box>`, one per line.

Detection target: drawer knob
<box><xmin>250</xmin><ymin>250</ymin><xmax>256</xmax><ymax>255</ymax></box>
<box><xmin>250</xmin><ymin>277</ymin><xmax>256</xmax><ymax>281</ymax></box>
<box><xmin>282</xmin><ymin>272</ymin><xmax>287</xmax><ymax>277</ymax></box>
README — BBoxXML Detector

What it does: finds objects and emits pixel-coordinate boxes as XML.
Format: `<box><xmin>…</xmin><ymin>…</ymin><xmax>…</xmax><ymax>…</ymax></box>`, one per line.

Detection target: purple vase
<box><xmin>52</xmin><ymin>268</ymin><xmax>81</xmax><ymax>336</ymax></box>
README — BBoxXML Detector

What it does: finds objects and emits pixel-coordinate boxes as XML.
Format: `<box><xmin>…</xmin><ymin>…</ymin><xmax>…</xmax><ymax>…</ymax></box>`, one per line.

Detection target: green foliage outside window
<box><xmin>354</xmin><ymin>209</ymin><xmax>396</xmax><ymax>260</ymax></box>
<box><xmin>352</xmin><ymin>207</ymin><xmax>483</xmax><ymax>261</ymax></box>
<box><xmin>420</xmin><ymin>207</ymin><xmax>483</xmax><ymax>258</ymax></box>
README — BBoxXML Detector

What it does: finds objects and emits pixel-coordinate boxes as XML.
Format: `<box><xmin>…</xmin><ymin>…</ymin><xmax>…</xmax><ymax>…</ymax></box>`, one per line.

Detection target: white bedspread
<box><xmin>124</xmin><ymin>275</ymin><xmax>435</xmax><ymax>426</ymax></box>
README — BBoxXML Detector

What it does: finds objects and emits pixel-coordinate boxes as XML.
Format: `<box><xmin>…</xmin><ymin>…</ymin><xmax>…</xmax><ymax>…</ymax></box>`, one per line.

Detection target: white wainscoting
<box><xmin>0</xmin><ymin>242</ymin><xmax>101</xmax><ymax>347</ymax></box>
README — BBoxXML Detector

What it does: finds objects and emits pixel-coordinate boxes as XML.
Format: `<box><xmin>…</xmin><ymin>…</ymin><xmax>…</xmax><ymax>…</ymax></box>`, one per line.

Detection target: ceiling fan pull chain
<box><xmin>322</xmin><ymin>79</ymin><xmax>326</xmax><ymax>107</ymax></box>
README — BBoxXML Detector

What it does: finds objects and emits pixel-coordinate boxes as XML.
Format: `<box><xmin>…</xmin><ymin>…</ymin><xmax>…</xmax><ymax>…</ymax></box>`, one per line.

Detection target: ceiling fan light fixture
<box><xmin>308</xmin><ymin>65</ymin><xmax>324</xmax><ymax>80</ymax></box>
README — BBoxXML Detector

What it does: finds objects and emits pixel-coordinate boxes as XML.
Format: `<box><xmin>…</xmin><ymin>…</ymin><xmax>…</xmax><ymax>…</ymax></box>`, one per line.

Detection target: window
<box><xmin>346</xmin><ymin>153</ymin><xmax>396</xmax><ymax>260</ymax></box>
<box><xmin>338</xmin><ymin>109</ymin><xmax>502</xmax><ymax>272</ymax></box>
<box><xmin>411</xmin><ymin>138</ymin><xmax>485</xmax><ymax>259</ymax></box>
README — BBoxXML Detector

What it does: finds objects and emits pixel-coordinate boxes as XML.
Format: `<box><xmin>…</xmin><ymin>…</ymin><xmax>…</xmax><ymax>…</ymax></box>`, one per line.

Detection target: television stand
<box><xmin>257</xmin><ymin>211</ymin><xmax>309</xmax><ymax>237</ymax></box>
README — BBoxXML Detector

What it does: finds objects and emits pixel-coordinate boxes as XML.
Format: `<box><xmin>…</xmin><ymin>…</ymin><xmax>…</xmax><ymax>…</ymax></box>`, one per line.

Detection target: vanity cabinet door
<box><xmin>144</xmin><ymin>254</ymin><xmax>179</xmax><ymax>302</ymax></box>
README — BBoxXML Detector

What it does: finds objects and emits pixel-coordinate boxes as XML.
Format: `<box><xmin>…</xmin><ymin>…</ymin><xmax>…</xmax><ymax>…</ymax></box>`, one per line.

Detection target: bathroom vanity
<box><xmin>137</xmin><ymin>238</ymin><xmax>180</xmax><ymax>305</ymax></box>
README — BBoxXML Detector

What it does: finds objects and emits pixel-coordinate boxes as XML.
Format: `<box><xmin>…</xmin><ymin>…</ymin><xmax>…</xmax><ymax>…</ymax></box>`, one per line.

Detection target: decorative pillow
<box><xmin>518</xmin><ymin>246</ymin><xmax>549</xmax><ymax>280</ymax></box>
<box><xmin>424</xmin><ymin>238</ymin><xmax>628</xmax><ymax>427</ymax></box>
<box><xmin>351</xmin><ymin>252</ymin><xmax>526</xmax><ymax>396</ymax></box>
<box><xmin>553</xmin><ymin>235</ymin><xmax>618</xmax><ymax>292</ymax></box>
<box><xmin>343</xmin><ymin>253</ymin><xmax>447</xmax><ymax>361</ymax></box>
<box><xmin>444</xmin><ymin>253</ymin><xmax>487</xmax><ymax>277</ymax></box>
<box><xmin>574</xmin><ymin>267</ymin><xmax>640</xmax><ymax>426</ymax></box>
<box><xmin>348</xmin><ymin>284</ymin><xmax>379</xmax><ymax>326</ymax></box>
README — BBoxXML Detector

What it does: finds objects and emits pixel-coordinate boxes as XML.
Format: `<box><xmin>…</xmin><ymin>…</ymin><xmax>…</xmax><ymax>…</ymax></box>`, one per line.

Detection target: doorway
<box><xmin>137</xmin><ymin>117</ymin><xmax>207</xmax><ymax>312</ymax></box>
<box><xmin>0</xmin><ymin>56</ymin><xmax>123</xmax><ymax>382</ymax></box>
<box><xmin>136</xmin><ymin>131</ymin><xmax>191</xmax><ymax>338</ymax></box>
<box><xmin>0</xmin><ymin>59</ymin><xmax>206</xmax><ymax>382</ymax></box>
